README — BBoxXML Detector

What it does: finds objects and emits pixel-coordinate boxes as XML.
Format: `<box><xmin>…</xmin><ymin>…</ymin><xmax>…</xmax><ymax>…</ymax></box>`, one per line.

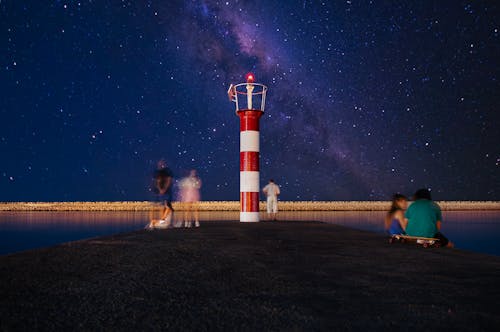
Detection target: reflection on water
<box><xmin>0</xmin><ymin>211</ymin><xmax>241</xmax><ymax>255</ymax></box>
<box><xmin>0</xmin><ymin>210</ymin><xmax>499</xmax><ymax>256</ymax></box>
<box><xmin>0</xmin><ymin>211</ymin><xmax>147</xmax><ymax>256</ymax></box>
<box><xmin>276</xmin><ymin>211</ymin><xmax>386</xmax><ymax>232</ymax></box>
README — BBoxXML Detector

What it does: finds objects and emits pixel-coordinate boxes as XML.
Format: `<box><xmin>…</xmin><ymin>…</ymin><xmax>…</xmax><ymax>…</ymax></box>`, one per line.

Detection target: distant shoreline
<box><xmin>0</xmin><ymin>201</ymin><xmax>498</xmax><ymax>211</ymax></box>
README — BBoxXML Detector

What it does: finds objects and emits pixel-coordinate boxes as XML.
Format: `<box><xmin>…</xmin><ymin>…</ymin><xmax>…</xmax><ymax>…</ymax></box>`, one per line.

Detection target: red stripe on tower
<box><xmin>240</xmin><ymin>192</ymin><xmax>260</xmax><ymax>212</ymax></box>
<box><xmin>240</xmin><ymin>151</ymin><xmax>260</xmax><ymax>172</ymax></box>
<box><xmin>239</xmin><ymin>111</ymin><xmax>261</xmax><ymax>131</ymax></box>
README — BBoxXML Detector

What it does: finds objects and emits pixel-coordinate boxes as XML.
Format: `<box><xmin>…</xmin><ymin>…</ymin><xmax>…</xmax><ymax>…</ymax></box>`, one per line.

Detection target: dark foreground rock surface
<box><xmin>1</xmin><ymin>221</ymin><xmax>499</xmax><ymax>331</ymax></box>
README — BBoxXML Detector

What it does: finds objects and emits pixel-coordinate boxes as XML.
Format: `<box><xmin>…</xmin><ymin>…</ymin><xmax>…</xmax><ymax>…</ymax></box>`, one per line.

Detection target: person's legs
<box><xmin>271</xmin><ymin>197</ymin><xmax>278</xmax><ymax>220</ymax></box>
<box><xmin>194</xmin><ymin>202</ymin><xmax>200</xmax><ymax>227</ymax></box>
<box><xmin>185</xmin><ymin>202</ymin><xmax>194</xmax><ymax>227</ymax></box>
<box><xmin>434</xmin><ymin>232</ymin><xmax>453</xmax><ymax>248</ymax></box>
<box><xmin>148</xmin><ymin>199</ymin><xmax>164</xmax><ymax>228</ymax></box>
<box><xmin>150</xmin><ymin>195</ymin><xmax>163</xmax><ymax>223</ymax></box>
<box><xmin>161</xmin><ymin>193</ymin><xmax>174</xmax><ymax>222</ymax></box>
<box><xmin>266</xmin><ymin>196</ymin><xmax>272</xmax><ymax>220</ymax></box>
<box><xmin>161</xmin><ymin>204</ymin><xmax>172</xmax><ymax>220</ymax></box>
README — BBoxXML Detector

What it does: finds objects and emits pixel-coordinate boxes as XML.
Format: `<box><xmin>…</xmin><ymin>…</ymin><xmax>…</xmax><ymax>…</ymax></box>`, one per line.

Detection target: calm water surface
<box><xmin>0</xmin><ymin>211</ymin><xmax>499</xmax><ymax>256</ymax></box>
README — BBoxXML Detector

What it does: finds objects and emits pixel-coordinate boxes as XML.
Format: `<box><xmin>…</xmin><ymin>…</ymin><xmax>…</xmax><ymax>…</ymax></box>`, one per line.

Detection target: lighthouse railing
<box><xmin>230</xmin><ymin>83</ymin><xmax>268</xmax><ymax>112</ymax></box>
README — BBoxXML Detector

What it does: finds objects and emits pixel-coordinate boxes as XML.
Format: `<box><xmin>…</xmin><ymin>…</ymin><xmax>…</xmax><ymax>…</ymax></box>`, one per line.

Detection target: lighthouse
<box><xmin>228</xmin><ymin>73</ymin><xmax>268</xmax><ymax>222</ymax></box>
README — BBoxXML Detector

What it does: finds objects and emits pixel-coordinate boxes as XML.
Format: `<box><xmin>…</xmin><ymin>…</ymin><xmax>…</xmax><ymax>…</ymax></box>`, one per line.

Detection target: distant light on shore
<box><xmin>0</xmin><ymin>201</ymin><xmax>499</xmax><ymax>212</ymax></box>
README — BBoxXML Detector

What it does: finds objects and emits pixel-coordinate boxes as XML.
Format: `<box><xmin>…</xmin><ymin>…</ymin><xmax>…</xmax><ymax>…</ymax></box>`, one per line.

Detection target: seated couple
<box><xmin>385</xmin><ymin>188</ymin><xmax>454</xmax><ymax>248</ymax></box>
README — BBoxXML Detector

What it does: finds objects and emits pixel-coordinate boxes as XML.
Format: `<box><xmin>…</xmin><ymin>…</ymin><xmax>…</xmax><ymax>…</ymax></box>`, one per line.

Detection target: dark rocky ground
<box><xmin>1</xmin><ymin>221</ymin><xmax>499</xmax><ymax>331</ymax></box>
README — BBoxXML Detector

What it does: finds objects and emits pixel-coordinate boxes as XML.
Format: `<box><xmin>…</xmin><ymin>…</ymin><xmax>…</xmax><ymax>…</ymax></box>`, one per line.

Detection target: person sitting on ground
<box><xmin>405</xmin><ymin>188</ymin><xmax>454</xmax><ymax>248</ymax></box>
<box><xmin>384</xmin><ymin>194</ymin><xmax>408</xmax><ymax>235</ymax></box>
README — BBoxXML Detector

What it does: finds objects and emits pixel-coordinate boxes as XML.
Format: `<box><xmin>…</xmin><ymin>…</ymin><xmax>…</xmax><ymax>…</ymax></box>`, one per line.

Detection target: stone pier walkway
<box><xmin>1</xmin><ymin>221</ymin><xmax>499</xmax><ymax>331</ymax></box>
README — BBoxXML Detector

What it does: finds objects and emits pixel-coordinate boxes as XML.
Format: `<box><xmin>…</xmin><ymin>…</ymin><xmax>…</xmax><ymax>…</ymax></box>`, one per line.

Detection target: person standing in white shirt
<box><xmin>263</xmin><ymin>179</ymin><xmax>280</xmax><ymax>221</ymax></box>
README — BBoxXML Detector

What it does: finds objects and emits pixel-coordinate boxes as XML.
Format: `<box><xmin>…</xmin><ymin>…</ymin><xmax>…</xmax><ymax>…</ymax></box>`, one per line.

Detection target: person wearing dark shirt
<box><xmin>405</xmin><ymin>188</ymin><xmax>454</xmax><ymax>248</ymax></box>
<box><xmin>148</xmin><ymin>159</ymin><xmax>174</xmax><ymax>228</ymax></box>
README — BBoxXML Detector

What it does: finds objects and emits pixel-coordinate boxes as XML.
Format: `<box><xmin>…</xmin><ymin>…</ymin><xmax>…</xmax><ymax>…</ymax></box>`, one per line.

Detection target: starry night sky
<box><xmin>1</xmin><ymin>1</ymin><xmax>499</xmax><ymax>201</ymax></box>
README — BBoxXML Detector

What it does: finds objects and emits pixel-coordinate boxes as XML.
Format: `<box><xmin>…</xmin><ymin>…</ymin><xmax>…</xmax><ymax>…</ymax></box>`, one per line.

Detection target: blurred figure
<box><xmin>405</xmin><ymin>188</ymin><xmax>454</xmax><ymax>248</ymax></box>
<box><xmin>384</xmin><ymin>194</ymin><xmax>408</xmax><ymax>235</ymax></box>
<box><xmin>148</xmin><ymin>159</ymin><xmax>174</xmax><ymax>229</ymax></box>
<box><xmin>263</xmin><ymin>179</ymin><xmax>280</xmax><ymax>221</ymax></box>
<box><xmin>179</xmin><ymin>169</ymin><xmax>202</xmax><ymax>228</ymax></box>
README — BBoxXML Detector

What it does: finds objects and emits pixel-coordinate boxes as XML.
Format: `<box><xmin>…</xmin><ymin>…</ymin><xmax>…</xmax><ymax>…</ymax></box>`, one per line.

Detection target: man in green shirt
<box><xmin>405</xmin><ymin>188</ymin><xmax>453</xmax><ymax>247</ymax></box>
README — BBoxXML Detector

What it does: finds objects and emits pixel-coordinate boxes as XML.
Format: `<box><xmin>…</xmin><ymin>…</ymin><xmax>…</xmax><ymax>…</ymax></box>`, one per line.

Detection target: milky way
<box><xmin>1</xmin><ymin>1</ymin><xmax>499</xmax><ymax>201</ymax></box>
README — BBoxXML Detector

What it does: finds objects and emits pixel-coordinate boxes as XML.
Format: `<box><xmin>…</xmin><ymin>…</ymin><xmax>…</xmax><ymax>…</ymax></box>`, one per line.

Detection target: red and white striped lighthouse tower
<box><xmin>228</xmin><ymin>73</ymin><xmax>268</xmax><ymax>222</ymax></box>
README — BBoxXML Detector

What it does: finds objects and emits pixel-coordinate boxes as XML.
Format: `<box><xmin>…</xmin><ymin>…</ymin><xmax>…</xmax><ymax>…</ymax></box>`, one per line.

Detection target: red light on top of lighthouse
<box><xmin>246</xmin><ymin>72</ymin><xmax>255</xmax><ymax>83</ymax></box>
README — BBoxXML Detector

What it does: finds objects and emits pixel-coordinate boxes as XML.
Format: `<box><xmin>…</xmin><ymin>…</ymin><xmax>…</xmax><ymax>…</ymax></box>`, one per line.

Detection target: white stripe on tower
<box><xmin>240</xmin><ymin>211</ymin><xmax>260</xmax><ymax>222</ymax></box>
<box><xmin>240</xmin><ymin>171</ymin><xmax>260</xmax><ymax>192</ymax></box>
<box><xmin>240</xmin><ymin>131</ymin><xmax>260</xmax><ymax>152</ymax></box>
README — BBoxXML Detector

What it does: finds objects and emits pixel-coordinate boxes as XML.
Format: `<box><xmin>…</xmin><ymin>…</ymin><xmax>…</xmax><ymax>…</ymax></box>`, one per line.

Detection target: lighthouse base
<box><xmin>240</xmin><ymin>212</ymin><xmax>260</xmax><ymax>222</ymax></box>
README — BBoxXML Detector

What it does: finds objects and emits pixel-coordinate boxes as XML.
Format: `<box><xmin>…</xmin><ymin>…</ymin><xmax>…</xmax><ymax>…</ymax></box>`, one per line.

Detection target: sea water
<box><xmin>0</xmin><ymin>211</ymin><xmax>499</xmax><ymax>256</ymax></box>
